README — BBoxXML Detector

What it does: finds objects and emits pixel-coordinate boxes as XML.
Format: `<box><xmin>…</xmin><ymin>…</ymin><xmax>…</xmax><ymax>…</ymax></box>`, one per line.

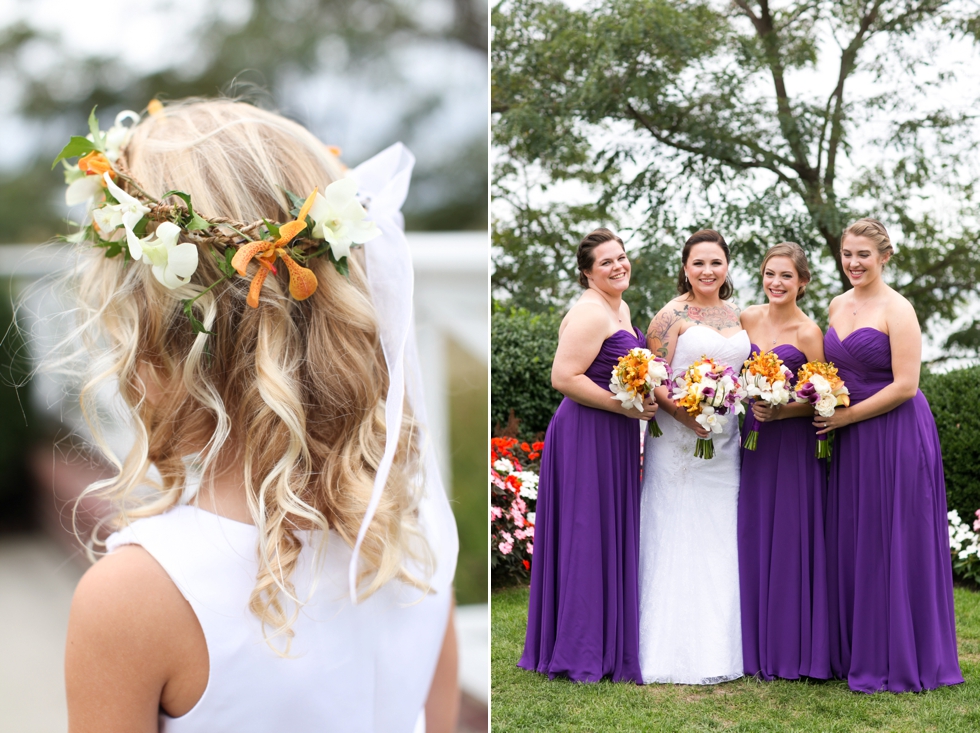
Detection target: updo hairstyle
<box><xmin>677</xmin><ymin>229</ymin><xmax>734</xmax><ymax>299</ymax></box>
<box><xmin>760</xmin><ymin>241</ymin><xmax>811</xmax><ymax>301</ymax></box>
<box><xmin>841</xmin><ymin>218</ymin><xmax>893</xmax><ymax>258</ymax></box>
<box><xmin>577</xmin><ymin>228</ymin><xmax>625</xmax><ymax>288</ymax></box>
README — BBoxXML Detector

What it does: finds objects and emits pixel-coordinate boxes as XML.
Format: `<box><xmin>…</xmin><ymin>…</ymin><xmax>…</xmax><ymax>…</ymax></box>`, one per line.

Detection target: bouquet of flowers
<box><xmin>610</xmin><ymin>347</ymin><xmax>673</xmax><ymax>436</ymax></box>
<box><xmin>794</xmin><ymin>361</ymin><xmax>850</xmax><ymax>459</ymax></box>
<box><xmin>741</xmin><ymin>350</ymin><xmax>794</xmax><ymax>450</ymax></box>
<box><xmin>671</xmin><ymin>356</ymin><xmax>746</xmax><ymax>459</ymax></box>
<box><xmin>490</xmin><ymin>436</ymin><xmax>542</xmax><ymax>586</ymax></box>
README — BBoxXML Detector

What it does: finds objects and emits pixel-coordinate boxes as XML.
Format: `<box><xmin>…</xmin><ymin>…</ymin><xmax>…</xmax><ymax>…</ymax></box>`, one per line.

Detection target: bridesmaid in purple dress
<box><xmin>518</xmin><ymin>228</ymin><xmax>656</xmax><ymax>682</ymax></box>
<box><xmin>738</xmin><ymin>242</ymin><xmax>831</xmax><ymax>681</ymax></box>
<box><xmin>817</xmin><ymin>218</ymin><xmax>963</xmax><ymax>693</ymax></box>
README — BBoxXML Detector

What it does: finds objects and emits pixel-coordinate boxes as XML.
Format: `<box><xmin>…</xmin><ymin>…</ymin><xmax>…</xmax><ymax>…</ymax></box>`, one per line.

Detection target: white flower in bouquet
<box><xmin>809</xmin><ymin>373</ymin><xmax>831</xmax><ymax>394</ymax></box>
<box><xmin>695</xmin><ymin>405</ymin><xmax>726</xmax><ymax>434</ymax></box>
<box><xmin>815</xmin><ymin>393</ymin><xmax>838</xmax><ymax>416</ymax></box>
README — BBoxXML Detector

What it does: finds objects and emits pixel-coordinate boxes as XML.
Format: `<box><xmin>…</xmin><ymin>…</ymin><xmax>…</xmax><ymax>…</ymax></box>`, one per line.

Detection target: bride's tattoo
<box><xmin>686</xmin><ymin>304</ymin><xmax>740</xmax><ymax>331</ymax></box>
<box><xmin>648</xmin><ymin>303</ymin><xmax>741</xmax><ymax>358</ymax></box>
<box><xmin>647</xmin><ymin>307</ymin><xmax>685</xmax><ymax>358</ymax></box>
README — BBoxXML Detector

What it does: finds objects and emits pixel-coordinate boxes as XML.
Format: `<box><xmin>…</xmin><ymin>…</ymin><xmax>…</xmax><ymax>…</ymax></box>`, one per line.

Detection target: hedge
<box><xmin>920</xmin><ymin>365</ymin><xmax>980</xmax><ymax>522</ymax></box>
<box><xmin>490</xmin><ymin>307</ymin><xmax>562</xmax><ymax>438</ymax></box>
<box><xmin>492</xmin><ymin>307</ymin><xmax>980</xmax><ymax>516</ymax></box>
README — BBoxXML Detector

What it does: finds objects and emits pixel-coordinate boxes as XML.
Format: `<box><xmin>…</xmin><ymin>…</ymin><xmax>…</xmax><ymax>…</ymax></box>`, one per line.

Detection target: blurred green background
<box><xmin>0</xmin><ymin>0</ymin><xmax>487</xmax><ymax>601</ymax></box>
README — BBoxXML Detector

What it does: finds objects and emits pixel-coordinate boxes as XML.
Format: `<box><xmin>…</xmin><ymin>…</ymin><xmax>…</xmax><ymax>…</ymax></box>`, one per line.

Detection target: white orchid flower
<box><xmin>65</xmin><ymin>175</ymin><xmax>104</xmax><ymax>207</ymax></box>
<box><xmin>96</xmin><ymin>173</ymin><xmax>150</xmax><ymax>256</ymax></box>
<box><xmin>308</xmin><ymin>177</ymin><xmax>381</xmax><ymax>260</ymax></box>
<box><xmin>135</xmin><ymin>221</ymin><xmax>199</xmax><ymax>289</ymax></box>
<box><xmin>696</xmin><ymin>406</ymin><xmax>726</xmax><ymax>433</ymax></box>
<box><xmin>104</xmin><ymin>111</ymin><xmax>140</xmax><ymax>162</ymax></box>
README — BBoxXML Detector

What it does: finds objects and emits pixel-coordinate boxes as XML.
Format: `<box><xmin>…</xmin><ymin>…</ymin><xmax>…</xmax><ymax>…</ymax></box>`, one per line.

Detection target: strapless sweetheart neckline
<box><xmin>680</xmin><ymin>324</ymin><xmax>747</xmax><ymax>341</ymax></box>
<box><xmin>829</xmin><ymin>325</ymin><xmax>888</xmax><ymax>343</ymax></box>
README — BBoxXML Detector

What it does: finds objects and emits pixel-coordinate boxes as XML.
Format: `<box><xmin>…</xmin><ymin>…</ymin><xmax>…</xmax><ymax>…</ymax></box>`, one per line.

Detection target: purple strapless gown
<box><xmin>738</xmin><ymin>343</ymin><xmax>831</xmax><ymax>680</ymax></box>
<box><xmin>824</xmin><ymin>326</ymin><xmax>963</xmax><ymax>693</ymax></box>
<box><xmin>518</xmin><ymin>328</ymin><xmax>644</xmax><ymax>682</ymax></box>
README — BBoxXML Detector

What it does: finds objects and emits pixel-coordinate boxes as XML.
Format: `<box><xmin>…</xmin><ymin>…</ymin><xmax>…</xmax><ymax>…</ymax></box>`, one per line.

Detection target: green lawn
<box><xmin>492</xmin><ymin>585</ymin><xmax>980</xmax><ymax>732</ymax></box>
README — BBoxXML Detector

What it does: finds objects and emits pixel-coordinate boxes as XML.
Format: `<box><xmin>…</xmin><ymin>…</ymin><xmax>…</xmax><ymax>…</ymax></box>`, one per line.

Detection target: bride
<box><xmin>639</xmin><ymin>229</ymin><xmax>749</xmax><ymax>684</ymax></box>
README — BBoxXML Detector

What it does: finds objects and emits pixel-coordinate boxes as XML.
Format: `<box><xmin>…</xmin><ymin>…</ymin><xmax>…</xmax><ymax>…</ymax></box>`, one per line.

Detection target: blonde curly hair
<box><xmin>68</xmin><ymin>98</ymin><xmax>432</xmax><ymax>647</ymax></box>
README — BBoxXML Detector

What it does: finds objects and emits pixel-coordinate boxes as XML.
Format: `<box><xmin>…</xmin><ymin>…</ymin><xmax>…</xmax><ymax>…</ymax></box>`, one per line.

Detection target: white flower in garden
<box><xmin>493</xmin><ymin>458</ymin><xmax>514</xmax><ymax>474</ymax></box>
<box><xmin>527</xmin><ymin>512</ymin><xmax>535</xmax><ymax>525</ymax></box>
<box><xmin>308</xmin><ymin>178</ymin><xmax>381</xmax><ymax>260</ymax></box>
<box><xmin>95</xmin><ymin>173</ymin><xmax>150</xmax><ymax>250</ymax></box>
<box><xmin>517</xmin><ymin>473</ymin><xmax>539</xmax><ymax>500</ymax></box>
<box><xmin>134</xmin><ymin>222</ymin><xmax>199</xmax><ymax>289</ymax></box>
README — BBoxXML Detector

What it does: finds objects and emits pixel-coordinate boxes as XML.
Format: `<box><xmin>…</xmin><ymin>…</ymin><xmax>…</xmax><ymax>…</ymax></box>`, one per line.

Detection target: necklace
<box><xmin>766</xmin><ymin>309</ymin><xmax>791</xmax><ymax>347</ymax></box>
<box><xmin>851</xmin><ymin>293</ymin><xmax>879</xmax><ymax>316</ymax></box>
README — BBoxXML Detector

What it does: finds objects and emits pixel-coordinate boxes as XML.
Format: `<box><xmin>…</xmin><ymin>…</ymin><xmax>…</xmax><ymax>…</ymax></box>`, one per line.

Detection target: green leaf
<box><xmin>334</xmin><ymin>255</ymin><xmax>349</xmax><ymax>278</ymax></box>
<box><xmin>101</xmin><ymin>241</ymin><xmax>124</xmax><ymax>258</ymax></box>
<box><xmin>87</xmin><ymin>106</ymin><xmax>105</xmax><ymax>152</ymax></box>
<box><xmin>51</xmin><ymin>137</ymin><xmax>98</xmax><ymax>168</ymax></box>
<box><xmin>132</xmin><ymin>217</ymin><xmax>148</xmax><ymax>238</ymax></box>
<box><xmin>281</xmin><ymin>186</ymin><xmax>306</xmax><ymax>213</ymax></box>
<box><xmin>211</xmin><ymin>247</ymin><xmax>238</xmax><ymax>278</ymax></box>
<box><xmin>187</xmin><ymin>212</ymin><xmax>211</xmax><ymax>231</ymax></box>
<box><xmin>182</xmin><ymin>299</ymin><xmax>215</xmax><ymax>336</ymax></box>
<box><xmin>262</xmin><ymin>218</ymin><xmax>281</xmax><ymax>239</ymax></box>
<box><xmin>161</xmin><ymin>190</ymin><xmax>211</xmax><ymax>230</ymax></box>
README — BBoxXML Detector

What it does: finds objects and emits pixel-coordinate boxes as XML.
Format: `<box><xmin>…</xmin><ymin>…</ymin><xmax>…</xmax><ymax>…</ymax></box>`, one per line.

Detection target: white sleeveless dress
<box><xmin>106</xmin><ymin>497</ymin><xmax>457</xmax><ymax>732</ymax></box>
<box><xmin>638</xmin><ymin>325</ymin><xmax>749</xmax><ymax>684</ymax></box>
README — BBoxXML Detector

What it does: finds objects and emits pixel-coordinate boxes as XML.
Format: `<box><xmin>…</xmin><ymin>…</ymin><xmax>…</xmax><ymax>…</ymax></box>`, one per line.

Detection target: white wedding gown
<box><xmin>638</xmin><ymin>325</ymin><xmax>750</xmax><ymax>684</ymax></box>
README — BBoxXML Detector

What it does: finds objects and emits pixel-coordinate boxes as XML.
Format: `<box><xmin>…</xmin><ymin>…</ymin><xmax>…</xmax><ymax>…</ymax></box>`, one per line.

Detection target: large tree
<box><xmin>492</xmin><ymin>0</ymin><xmax>980</xmax><ymax>356</ymax></box>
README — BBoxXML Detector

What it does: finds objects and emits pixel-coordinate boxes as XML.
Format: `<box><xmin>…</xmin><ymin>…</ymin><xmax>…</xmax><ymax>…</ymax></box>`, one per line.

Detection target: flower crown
<box><xmin>55</xmin><ymin>104</ymin><xmax>381</xmax><ymax>334</ymax></box>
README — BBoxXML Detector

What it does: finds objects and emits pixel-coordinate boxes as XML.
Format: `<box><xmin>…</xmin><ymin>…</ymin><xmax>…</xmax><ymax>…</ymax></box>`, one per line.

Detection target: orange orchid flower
<box><xmin>78</xmin><ymin>151</ymin><xmax>115</xmax><ymax>181</ymax></box>
<box><xmin>231</xmin><ymin>189</ymin><xmax>320</xmax><ymax>308</ymax></box>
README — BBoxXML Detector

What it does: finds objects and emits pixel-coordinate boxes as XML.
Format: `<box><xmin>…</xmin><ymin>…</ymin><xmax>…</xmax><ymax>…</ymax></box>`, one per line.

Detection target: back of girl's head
<box><xmin>760</xmin><ymin>241</ymin><xmax>811</xmax><ymax>301</ymax></box>
<box><xmin>677</xmin><ymin>229</ymin><xmax>734</xmax><ymax>299</ymax></box>
<box><xmin>577</xmin><ymin>228</ymin><xmax>624</xmax><ymax>288</ymax></box>
<box><xmin>71</xmin><ymin>98</ymin><xmax>429</xmax><ymax>645</ymax></box>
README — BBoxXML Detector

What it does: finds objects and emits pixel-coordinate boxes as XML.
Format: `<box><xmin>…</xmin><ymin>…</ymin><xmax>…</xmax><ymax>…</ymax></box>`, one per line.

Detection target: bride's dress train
<box><xmin>638</xmin><ymin>325</ymin><xmax>749</xmax><ymax>684</ymax></box>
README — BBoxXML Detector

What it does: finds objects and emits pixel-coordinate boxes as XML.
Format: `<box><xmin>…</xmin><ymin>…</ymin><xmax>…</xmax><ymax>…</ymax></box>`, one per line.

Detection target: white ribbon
<box><xmin>347</xmin><ymin>143</ymin><xmax>458</xmax><ymax>602</ymax></box>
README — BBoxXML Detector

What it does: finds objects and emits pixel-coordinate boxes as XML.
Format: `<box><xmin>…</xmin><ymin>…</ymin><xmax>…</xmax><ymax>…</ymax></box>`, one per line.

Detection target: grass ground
<box><xmin>491</xmin><ymin>585</ymin><xmax>980</xmax><ymax>732</ymax></box>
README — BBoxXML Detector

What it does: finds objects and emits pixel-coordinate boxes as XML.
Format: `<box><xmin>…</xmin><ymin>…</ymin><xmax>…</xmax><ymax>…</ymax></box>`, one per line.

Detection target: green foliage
<box><xmin>493</xmin><ymin>0</ymin><xmax>980</xmax><ymax>350</ymax></box>
<box><xmin>491</xmin><ymin>306</ymin><xmax>563</xmax><ymax>438</ymax></box>
<box><xmin>50</xmin><ymin>136</ymin><xmax>98</xmax><ymax>168</ymax></box>
<box><xmin>0</xmin><ymin>284</ymin><xmax>39</xmax><ymax>524</ymax></box>
<box><xmin>492</xmin><ymin>585</ymin><xmax>980</xmax><ymax>731</ymax></box>
<box><xmin>920</xmin><ymin>365</ymin><xmax>980</xmax><ymax>523</ymax></box>
<box><xmin>448</xmin><ymin>340</ymin><xmax>488</xmax><ymax>605</ymax></box>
